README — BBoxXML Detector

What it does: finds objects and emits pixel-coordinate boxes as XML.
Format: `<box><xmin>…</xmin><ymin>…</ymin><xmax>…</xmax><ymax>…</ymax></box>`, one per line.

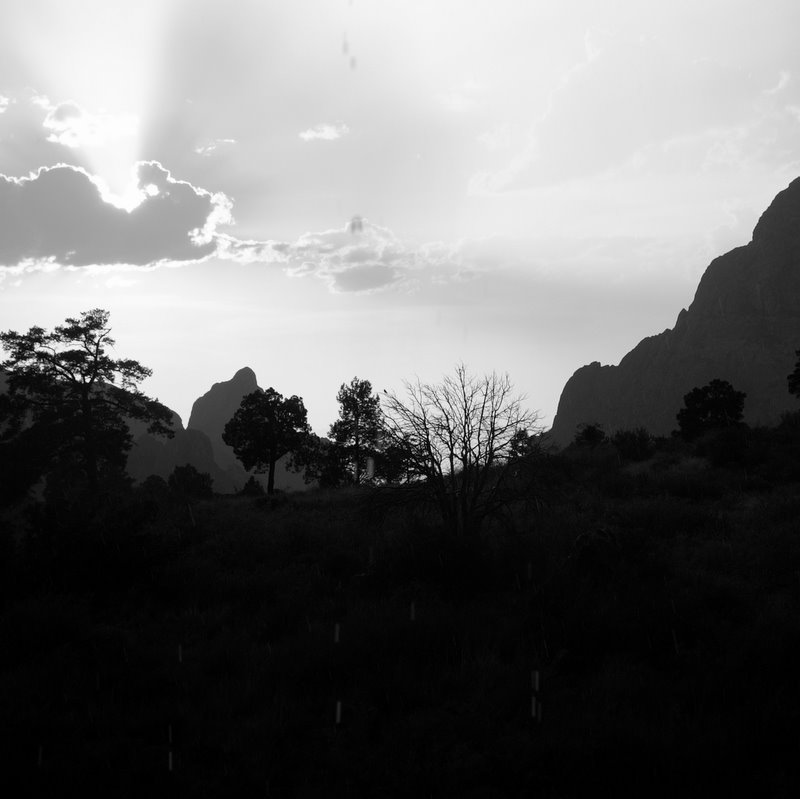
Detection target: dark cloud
<box><xmin>0</xmin><ymin>161</ymin><xmax>228</xmax><ymax>268</ymax></box>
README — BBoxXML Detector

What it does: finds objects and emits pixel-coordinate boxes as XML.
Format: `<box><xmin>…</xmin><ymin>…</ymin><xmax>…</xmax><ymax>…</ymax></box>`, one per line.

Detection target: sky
<box><xmin>1</xmin><ymin>0</ymin><xmax>800</xmax><ymax>436</ymax></box>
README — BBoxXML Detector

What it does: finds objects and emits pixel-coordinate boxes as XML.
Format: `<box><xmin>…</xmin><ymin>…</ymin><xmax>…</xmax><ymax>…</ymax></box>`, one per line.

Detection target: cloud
<box><xmin>37</xmin><ymin>96</ymin><xmax>138</xmax><ymax>149</ymax></box>
<box><xmin>234</xmin><ymin>222</ymin><xmax>714</xmax><ymax>299</ymax></box>
<box><xmin>282</xmin><ymin>220</ymin><xmax>414</xmax><ymax>292</ymax></box>
<box><xmin>224</xmin><ymin>218</ymin><xmax>468</xmax><ymax>294</ymax></box>
<box><xmin>194</xmin><ymin>138</ymin><xmax>237</xmax><ymax>157</ymax></box>
<box><xmin>0</xmin><ymin>161</ymin><xmax>230</xmax><ymax>269</ymax></box>
<box><xmin>439</xmin><ymin>80</ymin><xmax>486</xmax><ymax>113</ymax></box>
<box><xmin>0</xmin><ymin>91</ymin><xmax>79</xmax><ymax>174</ymax></box>
<box><xmin>298</xmin><ymin>122</ymin><xmax>349</xmax><ymax>142</ymax></box>
<box><xmin>0</xmin><ymin>90</ymin><xmax>145</xmax><ymax>182</ymax></box>
<box><xmin>215</xmin><ymin>234</ymin><xmax>289</xmax><ymax>265</ymax></box>
<box><xmin>764</xmin><ymin>70</ymin><xmax>791</xmax><ymax>96</ymax></box>
<box><xmin>0</xmin><ymin>95</ymin><xmax>9</xmax><ymax>113</ymax></box>
<box><xmin>472</xmin><ymin>33</ymin><xmax>781</xmax><ymax>192</ymax></box>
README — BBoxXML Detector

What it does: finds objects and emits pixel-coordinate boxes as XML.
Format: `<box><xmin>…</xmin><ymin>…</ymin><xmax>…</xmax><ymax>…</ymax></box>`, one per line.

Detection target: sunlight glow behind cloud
<box><xmin>39</xmin><ymin>97</ymin><xmax>138</xmax><ymax>150</ymax></box>
<box><xmin>0</xmin><ymin>162</ymin><xmax>228</xmax><ymax>268</ymax></box>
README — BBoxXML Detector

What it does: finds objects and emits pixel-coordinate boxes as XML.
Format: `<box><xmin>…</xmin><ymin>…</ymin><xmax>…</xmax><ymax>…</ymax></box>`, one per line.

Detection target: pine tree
<box><xmin>329</xmin><ymin>377</ymin><xmax>382</xmax><ymax>485</ymax></box>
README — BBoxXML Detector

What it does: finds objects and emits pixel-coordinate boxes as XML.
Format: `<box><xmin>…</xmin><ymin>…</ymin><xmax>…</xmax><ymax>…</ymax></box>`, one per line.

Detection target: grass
<box><xmin>2</xmin><ymin>427</ymin><xmax>800</xmax><ymax>797</ymax></box>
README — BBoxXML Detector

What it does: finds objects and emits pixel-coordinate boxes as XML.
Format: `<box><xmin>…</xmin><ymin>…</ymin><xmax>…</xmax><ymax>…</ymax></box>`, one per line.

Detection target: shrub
<box><xmin>676</xmin><ymin>379</ymin><xmax>746</xmax><ymax>440</ymax></box>
<box><xmin>239</xmin><ymin>476</ymin><xmax>265</xmax><ymax>496</ymax></box>
<box><xmin>612</xmin><ymin>427</ymin><xmax>654</xmax><ymax>462</ymax></box>
<box><xmin>574</xmin><ymin>422</ymin><xmax>607</xmax><ymax>448</ymax></box>
<box><xmin>168</xmin><ymin>463</ymin><xmax>213</xmax><ymax>498</ymax></box>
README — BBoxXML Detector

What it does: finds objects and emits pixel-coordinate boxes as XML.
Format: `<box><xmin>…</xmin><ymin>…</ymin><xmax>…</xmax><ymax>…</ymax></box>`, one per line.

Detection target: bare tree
<box><xmin>381</xmin><ymin>364</ymin><xmax>541</xmax><ymax>536</ymax></box>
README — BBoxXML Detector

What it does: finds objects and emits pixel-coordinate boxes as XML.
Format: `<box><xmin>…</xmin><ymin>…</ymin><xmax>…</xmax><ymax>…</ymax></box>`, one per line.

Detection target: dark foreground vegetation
<box><xmin>3</xmin><ymin>416</ymin><xmax>800</xmax><ymax>798</ymax></box>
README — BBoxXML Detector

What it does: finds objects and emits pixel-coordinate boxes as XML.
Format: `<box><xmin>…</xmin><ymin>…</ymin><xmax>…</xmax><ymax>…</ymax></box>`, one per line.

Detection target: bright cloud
<box><xmin>194</xmin><ymin>138</ymin><xmax>238</xmax><ymax>157</ymax></box>
<box><xmin>298</xmin><ymin>122</ymin><xmax>350</xmax><ymax>142</ymax></box>
<box><xmin>0</xmin><ymin>95</ymin><xmax>9</xmax><ymax>113</ymax></box>
<box><xmin>37</xmin><ymin>96</ymin><xmax>138</xmax><ymax>149</ymax></box>
<box><xmin>0</xmin><ymin>161</ymin><xmax>229</xmax><ymax>269</ymax></box>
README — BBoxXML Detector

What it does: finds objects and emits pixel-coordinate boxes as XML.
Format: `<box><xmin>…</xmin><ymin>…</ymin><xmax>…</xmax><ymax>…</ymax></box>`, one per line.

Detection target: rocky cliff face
<box><xmin>187</xmin><ymin>366</ymin><xmax>258</xmax><ymax>475</ymax></box>
<box><xmin>550</xmin><ymin>177</ymin><xmax>800</xmax><ymax>446</ymax></box>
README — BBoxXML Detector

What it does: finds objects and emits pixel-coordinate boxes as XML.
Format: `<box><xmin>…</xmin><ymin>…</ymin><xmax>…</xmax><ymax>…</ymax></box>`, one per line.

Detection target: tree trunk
<box><xmin>267</xmin><ymin>448</ymin><xmax>277</xmax><ymax>495</ymax></box>
<box><xmin>354</xmin><ymin>416</ymin><xmax>361</xmax><ymax>485</ymax></box>
<box><xmin>80</xmin><ymin>389</ymin><xmax>98</xmax><ymax>490</ymax></box>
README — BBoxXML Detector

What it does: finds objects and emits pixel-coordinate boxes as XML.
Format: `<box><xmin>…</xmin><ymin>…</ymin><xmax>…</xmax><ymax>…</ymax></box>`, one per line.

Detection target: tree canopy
<box><xmin>222</xmin><ymin>388</ymin><xmax>310</xmax><ymax>494</ymax></box>
<box><xmin>0</xmin><ymin>308</ymin><xmax>172</xmax><ymax>496</ymax></box>
<box><xmin>676</xmin><ymin>378</ymin><xmax>746</xmax><ymax>440</ymax></box>
<box><xmin>573</xmin><ymin>422</ymin><xmax>607</xmax><ymax>448</ymax></box>
<box><xmin>329</xmin><ymin>377</ymin><xmax>383</xmax><ymax>485</ymax></box>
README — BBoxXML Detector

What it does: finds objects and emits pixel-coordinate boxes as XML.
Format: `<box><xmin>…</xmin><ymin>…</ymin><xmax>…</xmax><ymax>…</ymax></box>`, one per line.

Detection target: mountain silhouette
<box><xmin>550</xmin><ymin>176</ymin><xmax>800</xmax><ymax>445</ymax></box>
<box><xmin>187</xmin><ymin>366</ymin><xmax>259</xmax><ymax>477</ymax></box>
<box><xmin>2</xmin><ymin>360</ymin><xmax>312</xmax><ymax>494</ymax></box>
<box><xmin>161</xmin><ymin>367</ymin><xmax>311</xmax><ymax>493</ymax></box>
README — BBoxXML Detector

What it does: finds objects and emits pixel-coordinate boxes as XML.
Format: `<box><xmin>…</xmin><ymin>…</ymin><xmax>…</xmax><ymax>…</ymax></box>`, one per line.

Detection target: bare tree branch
<box><xmin>381</xmin><ymin>363</ymin><xmax>541</xmax><ymax>536</ymax></box>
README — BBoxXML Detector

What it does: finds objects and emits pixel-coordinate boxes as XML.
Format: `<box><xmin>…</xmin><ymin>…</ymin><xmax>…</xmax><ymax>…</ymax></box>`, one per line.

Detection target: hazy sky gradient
<box><xmin>2</xmin><ymin>0</ymin><xmax>799</xmax><ymax>433</ymax></box>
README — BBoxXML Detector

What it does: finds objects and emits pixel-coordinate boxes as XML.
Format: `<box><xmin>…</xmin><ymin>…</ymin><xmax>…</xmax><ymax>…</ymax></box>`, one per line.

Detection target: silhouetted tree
<box><xmin>676</xmin><ymin>379</ymin><xmax>746</xmax><ymax>440</ymax></box>
<box><xmin>788</xmin><ymin>349</ymin><xmax>800</xmax><ymax>399</ymax></box>
<box><xmin>0</xmin><ymin>309</ymin><xmax>173</xmax><ymax>495</ymax></box>
<box><xmin>611</xmin><ymin>427</ymin><xmax>654</xmax><ymax>461</ymax></box>
<box><xmin>381</xmin><ymin>364</ymin><xmax>540</xmax><ymax>536</ymax></box>
<box><xmin>509</xmin><ymin>428</ymin><xmax>541</xmax><ymax>459</ymax></box>
<box><xmin>574</xmin><ymin>422</ymin><xmax>607</xmax><ymax>448</ymax></box>
<box><xmin>374</xmin><ymin>431</ymin><xmax>416</xmax><ymax>484</ymax></box>
<box><xmin>168</xmin><ymin>464</ymin><xmax>213</xmax><ymax>498</ymax></box>
<box><xmin>239</xmin><ymin>475</ymin><xmax>265</xmax><ymax>496</ymax></box>
<box><xmin>292</xmin><ymin>433</ymin><xmax>350</xmax><ymax>488</ymax></box>
<box><xmin>223</xmin><ymin>388</ymin><xmax>311</xmax><ymax>494</ymax></box>
<box><xmin>330</xmin><ymin>377</ymin><xmax>383</xmax><ymax>485</ymax></box>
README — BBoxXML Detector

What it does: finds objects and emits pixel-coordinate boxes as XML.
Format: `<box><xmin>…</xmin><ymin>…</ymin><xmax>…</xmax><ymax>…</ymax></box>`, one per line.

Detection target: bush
<box><xmin>168</xmin><ymin>463</ymin><xmax>213</xmax><ymax>498</ymax></box>
<box><xmin>239</xmin><ymin>476</ymin><xmax>265</xmax><ymax>496</ymax></box>
<box><xmin>574</xmin><ymin>422</ymin><xmax>607</xmax><ymax>448</ymax></box>
<box><xmin>676</xmin><ymin>379</ymin><xmax>746</xmax><ymax>440</ymax></box>
<box><xmin>612</xmin><ymin>427</ymin><xmax>654</xmax><ymax>462</ymax></box>
<box><xmin>695</xmin><ymin>424</ymin><xmax>762</xmax><ymax>467</ymax></box>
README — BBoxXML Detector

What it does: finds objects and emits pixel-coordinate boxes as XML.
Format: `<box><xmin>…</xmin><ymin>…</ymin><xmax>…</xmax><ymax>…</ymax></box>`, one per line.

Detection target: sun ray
<box><xmin>12</xmin><ymin>0</ymin><xmax>165</xmax><ymax>203</ymax></box>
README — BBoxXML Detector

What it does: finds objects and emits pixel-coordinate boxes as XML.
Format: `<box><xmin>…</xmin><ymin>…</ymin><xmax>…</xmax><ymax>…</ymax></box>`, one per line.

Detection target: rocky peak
<box><xmin>188</xmin><ymin>367</ymin><xmax>260</xmax><ymax>470</ymax></box>
<box><xmin>752</xmin><ymin>176</ymin><xmax>800</xmax><ymax>256</ymax></box>
<box><xmin>550</xmin><ymin>177</ymin><xmax>800</xmax><ymax>446</ymax></box>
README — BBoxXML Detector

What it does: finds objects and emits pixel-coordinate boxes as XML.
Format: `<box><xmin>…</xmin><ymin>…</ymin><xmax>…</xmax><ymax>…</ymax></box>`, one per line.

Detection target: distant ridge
<box><xmin>550</xmin><ymin>177</ymin><xmax>800</xmax><ymax>445</ymax></box>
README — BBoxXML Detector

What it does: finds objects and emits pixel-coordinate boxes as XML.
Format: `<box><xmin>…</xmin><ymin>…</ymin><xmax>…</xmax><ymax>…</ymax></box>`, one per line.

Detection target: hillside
<box><xmin>3</xmin><ymin>420</ymin><xmax>800</xmax><ymax>796</ymax></box>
